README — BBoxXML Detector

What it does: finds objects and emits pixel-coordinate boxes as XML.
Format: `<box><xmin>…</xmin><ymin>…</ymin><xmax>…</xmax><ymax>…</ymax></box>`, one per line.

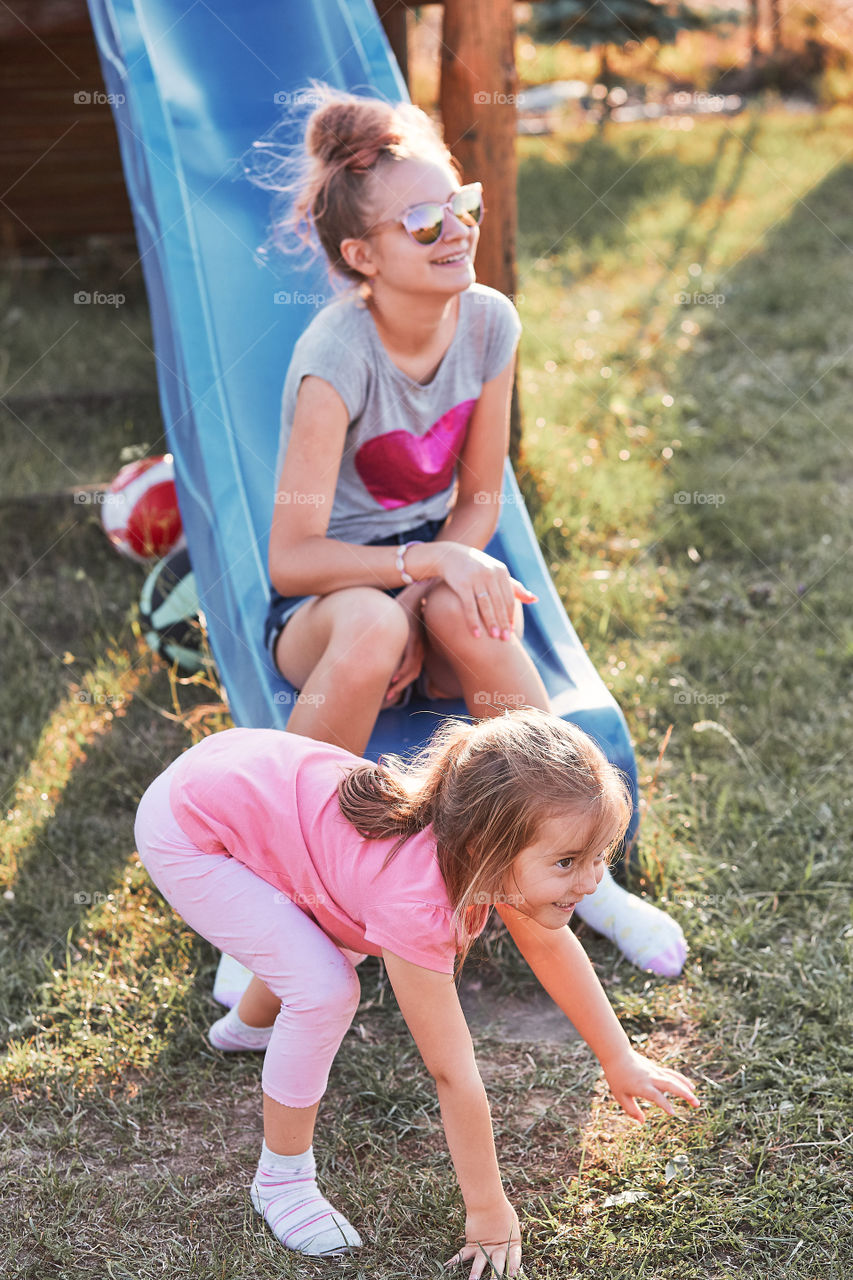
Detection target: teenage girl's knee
<box><xmin>322</xmin><ymin>588</ymin><xmax>410</xmax><ymax>676</ymax></box>
<box><xmin>422</xmin><ymin>584</ymin><xmax>524</xmax><ymax>650</ymax></box>
<box><xmin>276</xmin><ymin>587</ymin><xmax>409</xmax><ymax>688</ymax></box>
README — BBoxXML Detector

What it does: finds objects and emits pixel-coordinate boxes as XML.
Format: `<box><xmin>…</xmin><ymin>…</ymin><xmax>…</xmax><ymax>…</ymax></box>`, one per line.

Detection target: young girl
<box><xmin>134</xmin><ymin>708</ymin><xmax>699</xmax><ymax>1274</ymax></box>
<box><xmin>252</xmin><ymin>82</ymin><xmax>687</xmax><ymax>977</ymax></box>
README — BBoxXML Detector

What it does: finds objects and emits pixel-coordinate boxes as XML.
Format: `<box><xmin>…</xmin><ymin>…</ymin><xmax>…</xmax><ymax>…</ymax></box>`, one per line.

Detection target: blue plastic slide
<box><xmin>85</xmin><ymin>0</ymin><xmax>639</xmax><ymax>843</ymax></box>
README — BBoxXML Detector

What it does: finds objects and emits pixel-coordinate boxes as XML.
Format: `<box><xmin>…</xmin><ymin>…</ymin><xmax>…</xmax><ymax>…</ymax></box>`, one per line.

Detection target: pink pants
<box><xmin>134</xmin><ymin>765</ymin><xmax>366</xmax><ymax>1108</ymax></box>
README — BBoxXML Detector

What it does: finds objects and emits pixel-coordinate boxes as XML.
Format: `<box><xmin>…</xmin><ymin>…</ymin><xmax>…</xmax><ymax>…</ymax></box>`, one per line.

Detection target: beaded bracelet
<box><xmin>395</xmin><ymin>540</ymin><xmax>423</xmax><ymax>586</ymax></box>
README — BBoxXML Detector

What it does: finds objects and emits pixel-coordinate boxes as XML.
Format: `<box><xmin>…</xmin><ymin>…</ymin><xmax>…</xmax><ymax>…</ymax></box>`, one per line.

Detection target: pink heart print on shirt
<box><xmin>354</xmin><ymin>399</ymin><xmax>477</xmax><ymax>510</ymax></box>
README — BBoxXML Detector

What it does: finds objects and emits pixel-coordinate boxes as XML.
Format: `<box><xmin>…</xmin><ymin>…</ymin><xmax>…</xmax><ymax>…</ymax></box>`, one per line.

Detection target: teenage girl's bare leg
<box><xmin>274</xmin><ymin>587</ymin><xmax>410</xmax><ymax>755</ymax></box>
<box><xmin>421</xmin><ymin>585</ymin><xmax>549</xmax><ymax>714</ymax></box>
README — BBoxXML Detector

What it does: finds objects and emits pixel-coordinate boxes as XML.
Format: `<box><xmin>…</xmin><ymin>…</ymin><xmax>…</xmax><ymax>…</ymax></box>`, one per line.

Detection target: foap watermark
<box><xmin>471</xmin><ymin>291</ymin><xmax>525</xmax><ymax>307</ymax></box>
<box><xmin>671</xmin><ymin>91</ymin><xmax>737</xmax><ymax>113</ymax></box>
<box><xmin>73</xmin><ymin>490</ymin><xmax>122</xmax><ymax>506</ymax></box>
<box><xmin>472</xmin><ymin>491</ymin><xmax>524</xmax><ymax>507</ymax></box>
<box><xmin>74</xmin><ymin>90</ymin><xmax>125</xmax><ymax>106</ymax></box>
<box><xmin>275</xmin><ymin>491</ymin><xmax>326</xmax><ymax>507</ymax></box>
<box><xmin>473</xmin><ymin>691</ymin><xmax>527</xmax><ymax>709</ymax></box>
<box><xmin>274</xmin><ymin>290</ymin><xmax>326</xmax><ymax>307</ymax></box>
<box><xmin>673</xmin><ymin>491</ymin><xmax>725</xmax><ymax>506</ymax></box>
<box><xmin>273</xmin><ymin>89</ymin><xmax>325</xmax><ymax>108</ymax></box>
<box><xmin>673</xmin><ymin>689</ymin><xmax>728</xmax><ymax>707</ymax></box>
<box><xmin>472</xmin><ymin>891</ymin><xmax>525</xmax><ymax>906</ymax></box>
<box><xmin>675</xmin><ymin>291</ymin><xmax>725</xmax><ymax>307</ymax></box>
<box><xmin>667</xmin><ymin>892</ymin><xmax>732</xmax><ymax>908</ymax></box>
<box><xmin>473</xmin><ymin>91</ymin><xmax>521</xmax><ymax>106</ymax></box>
<box><xmin>72</xmin><ymin>890</ymin><xmax>115</xmax><ymax>905</ymax></box>
<box><xmin>73</xmin><ymin>291</ymin><xmax>125</xmax><ymax>308</ymax></box>
<box><xmin>73</xmin><ymin>690</ymin><xmax>126</xmax><ymax>708</ymax></box>
<box><xmin>273</xmin><ymin>891</ymin><xmax>327</xmax><ymax>906</ymax></box>
<box><xmin>274</xmin><ymin>691</ymin><xmax>327</xmax><ymax>707</ymax></box>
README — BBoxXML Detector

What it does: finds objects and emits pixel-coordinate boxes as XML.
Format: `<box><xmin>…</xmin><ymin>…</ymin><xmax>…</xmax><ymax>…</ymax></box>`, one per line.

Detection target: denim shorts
<box><xmin>264</xmin><ymin>516</ymin><xmax>446</xmax><ymax>665</ymax></box>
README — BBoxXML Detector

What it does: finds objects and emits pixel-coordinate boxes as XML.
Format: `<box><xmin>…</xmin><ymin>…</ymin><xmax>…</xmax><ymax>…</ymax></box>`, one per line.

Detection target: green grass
<box><xmin>2</xmin><ymin>102</ymin><xmax>852</xmax><ymax>1277</ymax></box>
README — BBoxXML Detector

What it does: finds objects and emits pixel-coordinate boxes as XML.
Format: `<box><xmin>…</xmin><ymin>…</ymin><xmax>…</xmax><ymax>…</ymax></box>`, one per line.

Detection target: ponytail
<box><xmin>337</xmin><ymin>709</ymin><xmax>634</xmax><ymax>975</ymax></box>
<box><xmin>336</xmin><ymin>760</ymin><xmax>429</xmax><ymax>844</ymax></box>
<box><xmin>338</xmin><ymin>716</ymin><xmax>471</xmax><ymax>855</ymax></box>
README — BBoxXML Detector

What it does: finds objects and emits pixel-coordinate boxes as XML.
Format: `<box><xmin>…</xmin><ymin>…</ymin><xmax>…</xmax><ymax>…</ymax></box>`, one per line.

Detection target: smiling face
<box><xmin>339</xmin><ymin>157</ymin><xmax>480</xmax><ymax>299</ymax></box>
<box><xmin>499</xmin><ymin>810</ymin><xmax>610</xmax><ymax>929</ymax></box>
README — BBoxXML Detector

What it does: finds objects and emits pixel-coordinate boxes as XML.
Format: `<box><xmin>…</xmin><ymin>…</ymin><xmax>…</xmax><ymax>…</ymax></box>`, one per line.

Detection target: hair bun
<box><xmin>306</xmin><ymin>100</ymin><xmax>402</xmax><ymax>173</ymax></box>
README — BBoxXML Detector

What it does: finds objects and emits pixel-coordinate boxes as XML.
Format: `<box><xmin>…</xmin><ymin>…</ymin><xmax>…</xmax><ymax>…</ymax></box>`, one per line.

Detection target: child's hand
<box><xmin>602</xmin><ymin>1046</ymin><xmax>700</xmax><ymax>1124</ymax></box>
<box><xmin>445</xmin><ymin>1197</ymin><xmax>522</xmax><ymax>1278</ymax></box>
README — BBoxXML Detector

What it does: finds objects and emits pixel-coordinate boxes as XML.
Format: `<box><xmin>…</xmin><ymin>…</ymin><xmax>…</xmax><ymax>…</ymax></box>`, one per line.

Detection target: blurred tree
<box><xmin>747</xmin><ymin>0</ymin><xmax>761</xmax><ymax>60</ymax></box>
<box><xmin>525</xmin><ymin>0</ymin><xmax>733</xmax><ymax>114</ymax></box>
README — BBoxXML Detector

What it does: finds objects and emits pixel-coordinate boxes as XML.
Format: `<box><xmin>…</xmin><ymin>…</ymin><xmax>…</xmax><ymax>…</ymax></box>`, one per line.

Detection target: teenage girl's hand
<box><xmin>445</xmin><ymin>1198</ymin><xmax>522</xmax><ymax>1279</ymax></box>
<box><xmin>385</xmin><ymin>590</ymin><xmax>425</xmax><ymax>704</ymax></box>
<box><xmin>602</xmin><ymin>1046</ymin><xmax>701</xmax><ymax>1124</ymax></box>
<box><xmin>433</xmin><ymin>544</ymin><xmax>537</xmax><ymax>641</ymax></box>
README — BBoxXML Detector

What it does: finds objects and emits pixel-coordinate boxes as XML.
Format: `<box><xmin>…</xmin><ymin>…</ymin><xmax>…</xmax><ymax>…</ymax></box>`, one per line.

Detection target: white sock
<box><xmin>251</xmin><ymin>1141</ymin><xmax>362</xmax><ymax>1255</ymax></box>
<box><xmin>212</xmin><ymin>952</ymin><xmax>255</xmax><ymax>1008</ymax></box>
<box><xmin>574</xmin><ymin>866</ymin><xmax>687</xmax><ymax>976</ymax></box>
<box><xmin>208</xmin><ymin>1004</ymin><xmax>274</xmax><ymax>1052</ymax></box>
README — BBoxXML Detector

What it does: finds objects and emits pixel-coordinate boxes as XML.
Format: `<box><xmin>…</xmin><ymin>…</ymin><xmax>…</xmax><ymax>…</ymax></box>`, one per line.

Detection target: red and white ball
<box><xmin>101</xmin><ymin>455</ymin><xmax>183</xmax><ymax>562</ymax></box>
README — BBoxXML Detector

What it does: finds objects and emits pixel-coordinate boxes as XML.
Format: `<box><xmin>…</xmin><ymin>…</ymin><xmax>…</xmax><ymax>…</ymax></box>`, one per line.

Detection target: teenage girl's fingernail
<box><xmin>501</xmin><ymin>628</ymin><xmax>511</xmax><ymax>641</ymax></box>
<box><xmin>490</xmin><ymin>626</ymin><xmax>500</xmax><ymax>639</ymax></box>
<box><xmin>473</xmin><ymin>627</ymin><xmax>481</xmax><ymax>638</ymax></box>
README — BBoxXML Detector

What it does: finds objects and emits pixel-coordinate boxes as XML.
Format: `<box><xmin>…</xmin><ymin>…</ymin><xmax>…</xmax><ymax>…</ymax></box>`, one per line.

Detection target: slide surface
<box><xmin>86</xmin><ymin>0</ymin><xmax>639</xmax><ymax>842</ymax></box>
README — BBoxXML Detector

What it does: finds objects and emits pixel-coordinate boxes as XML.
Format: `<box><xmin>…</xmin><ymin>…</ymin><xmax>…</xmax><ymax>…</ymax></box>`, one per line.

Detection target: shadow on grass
<box><xmin>517</xmin><ymin>115</ymin><xmax>763</xmax><ymax>276</ymax></box>
<box><xmin>0</xmin><ymin>505</ymin><xmax>146</xmax><ymax>839</ymax></box>
<box><xmin>661</xmin><ymin>157</ymin><xmax>853</xmax><ymax>571</ymax></box>
<box><xmin>643</xmin><ymin>156</ymin><xmax>853</xmax><ymax>940</ymax></box>
<box><xmin>514</xmin><ymin>113</ymin><xmax>766</xmax><ymax>541</ymax></box>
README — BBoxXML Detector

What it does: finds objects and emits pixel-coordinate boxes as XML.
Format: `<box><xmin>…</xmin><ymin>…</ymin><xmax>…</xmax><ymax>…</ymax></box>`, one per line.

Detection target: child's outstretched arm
<box><xmin>496</xmin><ymin>903</ymin><xmax>700</xmax><ymax>1124</ymax></box>
<box><xmin>382</xmin><ymin>949</ymin><xmax>522</xmax><ymax>1280</ymax></box>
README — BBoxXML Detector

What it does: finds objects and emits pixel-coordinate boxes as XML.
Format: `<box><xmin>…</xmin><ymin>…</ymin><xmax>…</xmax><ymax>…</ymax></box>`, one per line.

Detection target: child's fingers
<box><xmin>647</xmin><ymin>1085</ymin><xmax>676</xmax><ymax>1116</ymax></box>
<box><xmin>659</xmin><ymin>1072</ymin><xmax>701</xmax><ymax>1108</ymax></box>
<box><xmin>444</xmin><ymin>1240</ymin><xmax>521</xmax><ymax>1278</ymax></box>
<box><xmin>629</xmin><ymin>1079</ymin><xmax>699</xmax><ymax>1119</ymax></box>
<box><xmin>615</xmin><ymin>1091</ymin><xmax>646</xmax><ymax>1124</ymax></box>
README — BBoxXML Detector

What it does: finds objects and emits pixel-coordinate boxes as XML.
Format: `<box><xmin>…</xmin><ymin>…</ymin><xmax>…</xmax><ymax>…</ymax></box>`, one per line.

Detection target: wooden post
<box><xmin>438</xmin><ymin>0</ymin><xmax>522</xmax><ymax>457</ymax></box>
<box><xmin>439</xmin><ymin>0</ymin><xmax>517</xmax><ymax>300</ymax></box>
<box><xmin>375</xmin><ymin>0</ymin><xmax>409</xmax><ymax>89</ymax></box>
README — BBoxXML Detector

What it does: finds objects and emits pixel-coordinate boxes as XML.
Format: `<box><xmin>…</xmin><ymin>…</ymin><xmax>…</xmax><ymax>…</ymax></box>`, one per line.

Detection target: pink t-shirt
<box><xmin>168</xmin><ymin>728</ymin><xmax>482</xmax><ymax>973</ymax></box>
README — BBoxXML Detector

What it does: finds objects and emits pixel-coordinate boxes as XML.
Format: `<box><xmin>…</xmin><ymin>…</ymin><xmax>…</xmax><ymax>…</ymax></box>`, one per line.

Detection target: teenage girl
<box><xmin>252</xmin><ymin>82</ymin><xmax>687</xmax><ymax>977</ymax></box>
<box><xmin>135</xmin><ymin>708</ymin><xmax>699</xmax><ymax>1274</ymax></box>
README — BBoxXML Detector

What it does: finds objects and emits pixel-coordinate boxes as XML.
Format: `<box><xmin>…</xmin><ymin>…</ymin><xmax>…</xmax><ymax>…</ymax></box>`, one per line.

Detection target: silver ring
<box><xmin>476</xmin><ymin>591</ymin><xmax>489</xmax><ymax>598</ymax></box>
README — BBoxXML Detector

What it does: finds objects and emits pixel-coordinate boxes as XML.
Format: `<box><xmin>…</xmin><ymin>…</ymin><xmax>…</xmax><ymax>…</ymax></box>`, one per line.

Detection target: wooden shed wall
<box><xmin>1</xmin><ymin>1</ymin><xmax>133</xmax><ymax>253</ymax></box>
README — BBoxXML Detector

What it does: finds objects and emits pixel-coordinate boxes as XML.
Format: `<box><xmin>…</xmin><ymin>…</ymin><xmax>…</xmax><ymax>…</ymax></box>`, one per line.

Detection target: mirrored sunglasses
<box><xmin>371</xmin><ymin>182</ymin><xmax>485</xmax><ymax>246</ymax></box>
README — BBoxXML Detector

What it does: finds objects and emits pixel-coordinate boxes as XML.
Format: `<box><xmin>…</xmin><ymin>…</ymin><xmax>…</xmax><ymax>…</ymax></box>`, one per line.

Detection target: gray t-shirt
<box><xmin>274</xmin><ymin>282</ymin><xmax>522</xmax><ymax>543</ymax></box>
